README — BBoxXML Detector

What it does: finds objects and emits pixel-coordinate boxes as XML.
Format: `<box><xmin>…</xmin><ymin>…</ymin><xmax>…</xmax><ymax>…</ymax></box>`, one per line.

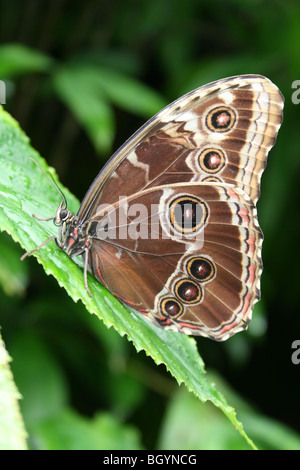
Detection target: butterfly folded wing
<box><xmin>75</xmin><ymin>75</ymin><xmax>283</xmax><ymax>339</ymax></box>
<box><xmin>29</xmin><ymin>75</ymin><xmax>282</xmax><ymax>340</ymax></box>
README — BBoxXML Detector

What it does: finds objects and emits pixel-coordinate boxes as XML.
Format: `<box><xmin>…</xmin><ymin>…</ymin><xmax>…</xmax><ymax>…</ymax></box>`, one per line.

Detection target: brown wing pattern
<box><xmin>83</xmin><ymin>75</ymin><xmax>283</xmax><ymax>340</ymax></box>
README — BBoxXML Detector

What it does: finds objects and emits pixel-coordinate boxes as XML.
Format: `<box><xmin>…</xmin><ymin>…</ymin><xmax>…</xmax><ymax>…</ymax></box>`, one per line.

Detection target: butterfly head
<box><xmin>52</xmin><ymin>202</ymin><xmax>90</xmax><ymax>258</ymax></box>
<box><xmin>53</xmin><ymin>200</ymin><xmax>71</xmax><ymax>226</ymax></box>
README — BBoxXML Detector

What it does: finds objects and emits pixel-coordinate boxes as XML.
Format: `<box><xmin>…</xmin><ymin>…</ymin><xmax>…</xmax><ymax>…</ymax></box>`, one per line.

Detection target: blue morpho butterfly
<box><xmin>21</xmin><ymin>75</ymin><xmax>283</xmax><ymax>341</ymax></box>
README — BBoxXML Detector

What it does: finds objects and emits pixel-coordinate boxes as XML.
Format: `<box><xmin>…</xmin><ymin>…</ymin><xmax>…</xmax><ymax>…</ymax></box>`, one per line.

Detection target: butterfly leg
<box><xmin>20</xmin><ymin>235</ymin><xmax>57</xmax><ymax>261</ymax></box>
<box><xmin>83</xmin><ymin>246</ymin><xmax>93</xmax><ymax>297</ymax></box>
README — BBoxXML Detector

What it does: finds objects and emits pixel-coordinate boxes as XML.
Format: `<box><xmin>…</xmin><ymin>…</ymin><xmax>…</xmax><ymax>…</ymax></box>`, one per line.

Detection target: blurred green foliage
<box><xmin>0</xmin><ymin>0</ymin><xmax>300</xmax><ymax>450</ymax></box>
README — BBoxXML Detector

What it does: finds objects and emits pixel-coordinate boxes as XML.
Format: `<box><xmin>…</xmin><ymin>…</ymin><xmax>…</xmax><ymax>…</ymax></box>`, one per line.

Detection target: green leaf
<box><xmin>204</xmin><ymin>373</ymin><xmax>300</xmax><ymax>450</ymax></box>
<box><xmin>53</xmin><ymin>65</ymin><xmax>115</xmax><ymax>153</ymax></box>
<box><xmin>35</xmin><ymin>409</ymin><xmax>143</xmax><ymax>450</ymax></box>
<box><xmin>53</xmin><ymin>64</ymin><xmax>167</xmax><ymax>153</ymax></box>
<box><xmin>90</xmin><ymin>66</ymin><xmax>168</xmax><ymax>117</ymax></box>
<box><xmin>158</xmin><ymin>379</ymin><xmax>300</xmax><ymax>450</ymax></box>
<box><xmin>0</xmin><ymin>43</ymin><xmax>53</xmax><ymax>77</ymax></box>
<box><xmin>0</xmin><ymin>107</ymin><xmax>256</xmax><ymax>449</ymax></box>
<box><xmin>158</xmin><ymin>386</ymin><xmax>252</xmax><ymax>450</ymax></box>
<box><xmin>0</xmin><ymin>232</ymin><xmax>29</xmax><ymax>296</ymax></box>
<box><xmin>9</xmin><ymin>332</ymin><xmax>68</xmax><ymax>427</ymax></box>
<box><xmin>0</xmin><ymin>332</ymin><xmax>28</xmax><ymax>450</ymax></box>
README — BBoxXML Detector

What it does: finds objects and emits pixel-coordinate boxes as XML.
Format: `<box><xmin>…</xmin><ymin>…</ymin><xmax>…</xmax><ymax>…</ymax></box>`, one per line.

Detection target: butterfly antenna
<box><xmin>29</xmin><ymin>157</ymin><xmax>68</xmax><ymax>208</ymax></box>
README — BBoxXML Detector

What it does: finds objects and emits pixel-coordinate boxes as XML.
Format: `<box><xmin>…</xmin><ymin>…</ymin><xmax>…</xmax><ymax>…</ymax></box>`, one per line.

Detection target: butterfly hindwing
<box><xmin>87</xmin><ymin>181</ymin><xmax>263</xmax><ymax>340</ymax></box>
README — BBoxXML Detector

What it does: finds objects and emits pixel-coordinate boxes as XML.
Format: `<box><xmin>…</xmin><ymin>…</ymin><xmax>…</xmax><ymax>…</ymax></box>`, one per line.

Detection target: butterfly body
<box><xmin>25</xmin><ymin>75</ymin><xmax>284</xmax><ymax>341</ymax></box>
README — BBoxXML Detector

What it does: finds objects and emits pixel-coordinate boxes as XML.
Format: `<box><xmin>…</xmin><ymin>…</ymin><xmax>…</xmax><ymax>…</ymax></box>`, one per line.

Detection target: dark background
<box><xmin>0</xmin><ymin>0</ymin><xmax>300</xmax><ymax>449</ymax></box>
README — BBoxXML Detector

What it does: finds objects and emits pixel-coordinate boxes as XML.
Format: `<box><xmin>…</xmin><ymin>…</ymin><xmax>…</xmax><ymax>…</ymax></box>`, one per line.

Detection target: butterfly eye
<box><xmin>59</xmin><ymin>208</ymin><xmax>69</xmax><ymax>221</ymax></box>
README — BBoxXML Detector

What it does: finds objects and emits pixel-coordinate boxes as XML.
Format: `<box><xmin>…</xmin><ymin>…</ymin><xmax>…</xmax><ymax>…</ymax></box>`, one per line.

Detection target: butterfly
<box><xmin>22</xmin><ymin>75</ymin><xmax>284</xmax><ymax>341</ymax></box>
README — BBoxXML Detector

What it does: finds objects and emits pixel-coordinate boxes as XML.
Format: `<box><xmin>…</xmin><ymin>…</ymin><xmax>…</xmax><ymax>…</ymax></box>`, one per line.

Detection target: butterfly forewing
<box><xmin>78</xmin><ymin>74</ymin><xmax>283</xmax><ymax>222</ymax></box>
